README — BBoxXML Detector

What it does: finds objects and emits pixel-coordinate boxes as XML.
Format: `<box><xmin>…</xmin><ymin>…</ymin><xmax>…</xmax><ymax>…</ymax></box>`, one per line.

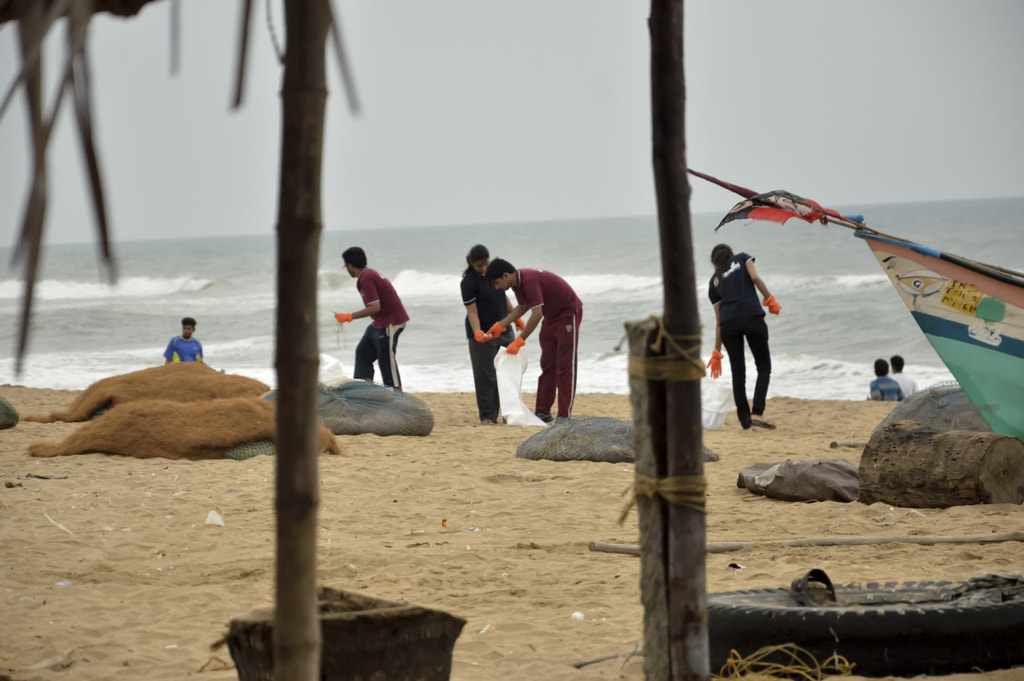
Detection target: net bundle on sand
<box><xmin>29</xmin><ymin>397</ymin><xmax>340</xmax><ymax>460</ymax></box>
<box><xmin>265</xmin><ymin>381</ymin><xmax>434</xmax><ymax>437</ymax></box>
<box><xmin>0</xmin><ymin>395</ymin><xmax>18</xmax><ymax>429</ymax></box>
<box><xmin>22</xmin><ymin>363</ymin><xmax>271</xmax><ymax>424</ymax></box>
<box><xmin>515</xmin><ymin>416</ymin><xmax>720</xmax><ymax>464</ymax></box>
<box><xmin>875</xmin><ymin>381</ymin><xmax>991</xmax><ymax>434</ymax></box>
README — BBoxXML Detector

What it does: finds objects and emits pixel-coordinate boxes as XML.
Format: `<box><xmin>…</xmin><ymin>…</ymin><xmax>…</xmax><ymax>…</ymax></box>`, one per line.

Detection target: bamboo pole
<box><xmin>590</xmin><ymin>531</ymin><xmax>1024</xmax><ymax>556</ymax></box>
<box><xmin>273</xmin><ymin>2</ymin><xmax>329</xmax><ymax>680</ymax></box>
<box><xmin>647</xmin><ymin>2</ymin><xmax>708</xmax><ymax>680</ymax></box>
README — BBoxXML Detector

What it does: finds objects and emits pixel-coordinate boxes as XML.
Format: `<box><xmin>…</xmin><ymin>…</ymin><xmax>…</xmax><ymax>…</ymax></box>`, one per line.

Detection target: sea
<box><xmin>3</xmin><ymin>197</ymin><xmax>1022</xmax><ymax>401</ymax></box>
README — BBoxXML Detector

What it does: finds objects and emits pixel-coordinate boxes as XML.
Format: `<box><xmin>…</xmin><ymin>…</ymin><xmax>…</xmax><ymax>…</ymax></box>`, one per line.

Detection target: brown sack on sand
<box><xmin>737</xmin><ymin>459</ymin><xmax>860</xmax><ymax>503</ymax></box>
<box><xmin>22</xmin><ymin>363</ymin><xmax>270</xmax><ymax>423</ymax></box>
<box><xmin>29</xmin><ymin>397</ymin><xmax>341</xmax><ymax>460</ymax></box>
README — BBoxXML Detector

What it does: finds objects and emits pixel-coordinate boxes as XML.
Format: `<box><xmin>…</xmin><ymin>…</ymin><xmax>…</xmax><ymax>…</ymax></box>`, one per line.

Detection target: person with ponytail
<box><xmin>460</xmin><ymin>245</ymin><xmax>516</xmax><ymax>424</ymax></box>
<box><xmin>707</xmin><ymin>244</ymin><xmax>781</xmax><ymax>429</ymax></box>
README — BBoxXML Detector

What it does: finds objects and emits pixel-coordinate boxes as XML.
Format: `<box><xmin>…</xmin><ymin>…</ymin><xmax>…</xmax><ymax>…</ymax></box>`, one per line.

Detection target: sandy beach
<box><xmin>1</xmin><ymin>386</ymin><xmax>1022</xmax><ymax>681</ymax></box>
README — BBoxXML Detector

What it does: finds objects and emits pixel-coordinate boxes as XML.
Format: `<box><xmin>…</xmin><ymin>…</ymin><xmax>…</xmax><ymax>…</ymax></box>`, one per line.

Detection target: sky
<box><xmin>1</xmin><ymin>0</ymin><xmax>1022</xmax><ymax>246</ymax></box>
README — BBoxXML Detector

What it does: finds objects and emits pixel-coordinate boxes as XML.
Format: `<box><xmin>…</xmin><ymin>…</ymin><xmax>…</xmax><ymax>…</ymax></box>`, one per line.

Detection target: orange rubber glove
<box><xmin>707</xmin><ymin>349</ymin><xmax>724</xmax><ymax>379</ymax></box>
<box><xmin>506</xmin><ymin>337</ymin><xmax>526</xmax><ymax>355</ymax></box>
<box><xmin>763</xmin><ymin>294</ymin><xmax>782</xmax><ymax>315</ymax></box>
<box><xmin>334</xmin><ymin>312</ymin><xmax>354</xmax><ymax>324</ymax></box>
<box><xmin>486</xmin><ymin>321</ymin><xmax>506</xmax><ymax>338</ymax></box>
<box><xmin>514</xmin><ymin>318</ymin><xmax>525</xmax><ymax>332</ymax></box>
<box><xmin>474</xmin><ymin>330</ymin><xmax>492</xmax><ymax>343</ymax></box>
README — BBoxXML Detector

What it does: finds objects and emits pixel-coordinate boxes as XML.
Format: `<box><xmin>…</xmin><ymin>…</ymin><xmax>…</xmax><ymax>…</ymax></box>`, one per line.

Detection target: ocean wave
<box><xmin>2</xmin><ymin>344</ymin><xmax>956</xmax><ymax>400</ymax></box>
<box><xmin>380</xmin><ymin>269</ymin><xmax>886</xmax><ymax>302</ymax></box>
<box><xmin>0</xmin><ymin>275</ymin><xmax>216</xmax><ymax>301</ymax></box>
<box><xmin>769</xmin><ymin>273</ymin><xmax>891</xmax><ymax>294</ymax></box>
<box><xmin>385</xmin><ymin>270</ymin><xmax>662</xmax><ymax>302</ymax></box>
<box><xmin>317</xmin><ymin>270</ymin><xmax>351</xmax><ymax>291</ymax></box>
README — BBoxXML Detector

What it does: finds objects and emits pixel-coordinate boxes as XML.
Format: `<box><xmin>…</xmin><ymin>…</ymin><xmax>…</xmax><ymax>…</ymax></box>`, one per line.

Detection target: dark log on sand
<box><xmin>858</xmin><ymin>420</ymin><xmax>1024</xmax><ymax>508</ymax></box>
<box><xmin>589</xmin><ymin>531</ymin><xmax>1024</xmax><ymax>557</ymax></box>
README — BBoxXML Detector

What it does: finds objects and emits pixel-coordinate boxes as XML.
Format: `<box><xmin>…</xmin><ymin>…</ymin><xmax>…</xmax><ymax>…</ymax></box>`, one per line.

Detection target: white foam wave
<box><xmin>2</xmin><ymin>350</ymin><xmax>276</xmax><ymax>392</ymax></box>
<box><xmin>384</xmin><ymin>270</ymin><xmax>662</xmax><ymax>303</ymax></box>
<box><xmin>0</xmin><ymin>275</ymin><xmax>215</xmax><ymax>301</ymax></box>
<box><xmin>562</xmin><ymin>274</ymin><xmax>662</xmax><ymax>301</ymax></box>
<box><xmin>770</xmin><ymin>273</ymin><xmax>891</xmax><ymax>295</ymax></box>
<box><xmin>385</xmin><ymin>269</ymin><xmax>881</xmax><ymax>305</ymax></box>
<box><xmin>390</xmin><ymin>270</ymin><xmax>456</xmax><ymax>299</ymax></box>
<box><xmin>317</xmin><ymin>270</ymin><xmax>351</xmax><ymax>291</ymax></box>
<box><xmin>3</xmin><ymin>345</ymin><xmax>957</xmax><ymax>402</ymax></box>
<box><xmin>320</xmin><ymin>267</ymin><xmax>894</xmax><ymax>306</ymax></box>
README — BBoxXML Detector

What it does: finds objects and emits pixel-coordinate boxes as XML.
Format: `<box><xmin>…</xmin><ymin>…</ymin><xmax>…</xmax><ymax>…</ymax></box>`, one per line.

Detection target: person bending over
<box><xmin>485</xmin><ymin>258</ymin><xmax>582</xmax><ymax>424</ymax></box>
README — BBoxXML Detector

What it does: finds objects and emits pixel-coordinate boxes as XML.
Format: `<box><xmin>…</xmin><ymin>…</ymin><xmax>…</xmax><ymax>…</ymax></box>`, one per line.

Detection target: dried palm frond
<box><xmin>0</xmin><ymin>0</ymin><xmax>150</xmax><ymax>374</ymax></box>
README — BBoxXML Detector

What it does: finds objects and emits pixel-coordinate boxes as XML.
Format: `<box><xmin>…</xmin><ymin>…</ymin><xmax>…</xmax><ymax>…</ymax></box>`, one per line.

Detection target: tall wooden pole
<box><xmin>648</xmin><ymin>1</ymin><xmax>709</xmax><ymax>679</ymax></box>
<box><xmin>273</xmin><ymin>1</ymin><xmax>329</xmax><ymax>679</ymax></box>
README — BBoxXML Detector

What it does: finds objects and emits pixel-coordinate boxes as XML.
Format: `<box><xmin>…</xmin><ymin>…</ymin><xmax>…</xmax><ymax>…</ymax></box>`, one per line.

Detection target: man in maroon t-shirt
<box><xmin>485</xmin><ymin>258</ymin><xmax>582</xmax><ymax>422</ymax></box>
<box><xmin>335</xmin><ymin>247</ymin><xmax>410</xmax><ymax>390</ymax></box>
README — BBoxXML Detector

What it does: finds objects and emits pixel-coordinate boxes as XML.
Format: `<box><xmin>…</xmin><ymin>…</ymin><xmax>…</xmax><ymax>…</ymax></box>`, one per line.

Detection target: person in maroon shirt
<box><xmin>335</xmin><ymin>247</ymin><xmax>410</xmax><ymax>390</ymax></box>
<box><xmin>484</xmin><ymin>258</ymin><xmax>582</xmax><ymax>423</ymax></box>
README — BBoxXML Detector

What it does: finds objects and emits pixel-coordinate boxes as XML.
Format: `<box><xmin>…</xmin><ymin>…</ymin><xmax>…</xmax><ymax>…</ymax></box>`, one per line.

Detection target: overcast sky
<box><xmin>1</xmin><ymin>0</ymin><xmax>1022</xmax><ymax>245</ymax></box>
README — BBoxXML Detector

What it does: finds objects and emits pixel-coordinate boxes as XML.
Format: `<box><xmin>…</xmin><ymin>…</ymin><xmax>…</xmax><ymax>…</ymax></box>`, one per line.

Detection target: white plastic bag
<box><xmin>701</xmin><ymin>378</ymin><xmax>734</xmax><ymax>430</ymax></box>
<box><xmin>319</xmin><ymin>353</ymin><xmax>349</xmax><ymax>386</ymax></box>
<box><xmin>495</xmin><ymin>348</ymin><xmax>547</xmax><ymax>427</ymax></box>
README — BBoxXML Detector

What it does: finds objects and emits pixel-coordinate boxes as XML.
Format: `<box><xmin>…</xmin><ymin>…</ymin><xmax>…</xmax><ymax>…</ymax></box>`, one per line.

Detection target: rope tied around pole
<box><xmin>626</xmin><ymin>316</ymin><xmax>705</xmax><ymax>382</ymax></box>
<box><xmin>618</xmin><ymin>473</ymin><xmax>706</xmax><ymax>524</ymax></box>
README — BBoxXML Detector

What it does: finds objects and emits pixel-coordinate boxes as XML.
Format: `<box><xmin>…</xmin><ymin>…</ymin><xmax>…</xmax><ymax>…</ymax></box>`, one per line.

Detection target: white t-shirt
<box><xmin>892</xmin><ymin>373</ymin><xmax>918</xmax><ymax>398</ymax></box>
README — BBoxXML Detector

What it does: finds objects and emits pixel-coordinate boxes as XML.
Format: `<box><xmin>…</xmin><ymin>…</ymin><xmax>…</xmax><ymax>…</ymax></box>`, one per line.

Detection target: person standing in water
<box><xmin>706</xmin><ymin>244</ymin><xmax>780</xmax><ymax>430</ymax></box>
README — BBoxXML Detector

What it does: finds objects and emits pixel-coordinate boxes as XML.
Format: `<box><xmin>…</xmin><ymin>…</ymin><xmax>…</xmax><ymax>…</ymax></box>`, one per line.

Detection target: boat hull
<box><xmin>859</xmin><ymin>234</ymin><xmax>1024</xmax><ymax>441</ymax></box>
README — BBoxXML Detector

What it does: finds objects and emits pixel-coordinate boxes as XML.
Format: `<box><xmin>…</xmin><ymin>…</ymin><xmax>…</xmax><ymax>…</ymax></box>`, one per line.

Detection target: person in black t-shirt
<box><xmin>460</xmin><ymin>245</ymin><xmax>517</xmax><ymax>424</ymax></box>
<box><xmin>707</xmin><ymin>244</ymin><xmax>781</xmax><ymax>430</ymax></box>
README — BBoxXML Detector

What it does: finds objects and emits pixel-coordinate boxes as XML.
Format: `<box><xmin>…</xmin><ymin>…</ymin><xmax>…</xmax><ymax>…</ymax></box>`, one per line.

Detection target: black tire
<box><xmin>708</xmin><ymin>574</ymin><xmax>1024</xmax><ymax>676</ymax></box>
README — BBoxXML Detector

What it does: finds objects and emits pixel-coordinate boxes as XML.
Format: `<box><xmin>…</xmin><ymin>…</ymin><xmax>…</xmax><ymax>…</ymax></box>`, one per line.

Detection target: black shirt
<box><xmin>461</xmin><ymin>271</ymin><xmax>510</xmax><ymax>339</ymax></box>
<box><xmin>708</xmin><ymin>252</ymin><xmax>764</xmax><ymax>323</ymax></box>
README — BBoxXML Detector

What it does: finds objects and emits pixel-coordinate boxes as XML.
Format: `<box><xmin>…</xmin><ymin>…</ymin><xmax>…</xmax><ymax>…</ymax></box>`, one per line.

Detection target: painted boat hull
<box><xmin>858</xmin><ymin>233</ymin><xmax>1024</xmax><ymax>441</ymax></box>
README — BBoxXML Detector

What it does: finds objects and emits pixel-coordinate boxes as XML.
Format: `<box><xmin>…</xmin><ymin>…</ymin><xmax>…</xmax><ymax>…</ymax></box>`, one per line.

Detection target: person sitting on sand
<box><xmin>164</xmin><ymin>317</ymin><xmax>203</xmax><ymax>364</ymax></box>
<box><xmin>869</xmin><ymin>358</ymin><xmax>903</xmax><ymax>401</ymax></box>
<box><xmin>334</xmin><ymin>247</ymin><xmax>410</xmax><ymax>391</ymax></box>
<box><xmin>889</xmin><ymin>354</ymin><xmax>919</xmax><ymax>398</ymax></box>
<box><xmin>485</xmin><ymin>258</ymin><xmax>582</xmax><ymax>424</ymax></box>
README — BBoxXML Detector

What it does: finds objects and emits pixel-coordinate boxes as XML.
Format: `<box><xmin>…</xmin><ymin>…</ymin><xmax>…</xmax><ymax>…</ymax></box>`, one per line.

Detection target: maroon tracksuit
<box><xmin>512</xmin><ymin>268</ymin><xmax>583</xmax><ymax>418</ymax></box>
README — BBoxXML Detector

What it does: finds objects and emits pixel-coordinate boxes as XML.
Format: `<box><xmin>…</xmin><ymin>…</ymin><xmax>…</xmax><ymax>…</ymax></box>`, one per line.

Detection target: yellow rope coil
<box><xmin>618</xmin><ymin>473</ymin><xmax>706</xmax><ymax>524</ymax></box>
<box><xmin>714</xmin><ymin>643</ymin><xmax>854</xmax><ymax>680</ymax></box>
<box><xmin>627</xmin><ymin>316</ymin><xmax>705</xmax><ymax>382</ymax></box>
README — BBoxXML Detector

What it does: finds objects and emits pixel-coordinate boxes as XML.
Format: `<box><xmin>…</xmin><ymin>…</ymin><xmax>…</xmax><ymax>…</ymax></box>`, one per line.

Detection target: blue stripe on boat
<box><xmin>855</xmin><ymin>231</ymin><xmax>943</xmax><ymax>259</ymax></box>
<box><xmin>910</xmin><ymin>312</ymin><xmax>1024</xmax><ymax>357</ymax></box>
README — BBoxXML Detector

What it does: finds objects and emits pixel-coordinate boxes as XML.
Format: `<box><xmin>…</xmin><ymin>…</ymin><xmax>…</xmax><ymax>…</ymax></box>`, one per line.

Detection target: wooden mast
<box><xmin>642</xmin><ymin>1</ymin><xmax>709</xmax><ymax>679</ymax></box>
<box><xmin>273</xmin><ymin>1</ymin><xmax>330</xmax><ymax>679</ymax></box>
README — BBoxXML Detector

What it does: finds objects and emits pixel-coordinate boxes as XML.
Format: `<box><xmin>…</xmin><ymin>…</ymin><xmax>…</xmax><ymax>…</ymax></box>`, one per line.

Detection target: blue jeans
<box><xmin>354</xmin><ymin>323</ymin><xmax>405</xmax><ymax>388</ymax></box>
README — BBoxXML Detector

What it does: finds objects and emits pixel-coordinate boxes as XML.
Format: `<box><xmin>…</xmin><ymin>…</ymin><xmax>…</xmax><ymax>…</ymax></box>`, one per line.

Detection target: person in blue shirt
<box><xmin>164</xmin><ymin>317</ymin><xmax>204</xmax><ymax>364</ymax></box>
<box><xmin>869</xmin><ymin>358</ymin><xmax>903</xmax><ymax>401</ymax></box>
